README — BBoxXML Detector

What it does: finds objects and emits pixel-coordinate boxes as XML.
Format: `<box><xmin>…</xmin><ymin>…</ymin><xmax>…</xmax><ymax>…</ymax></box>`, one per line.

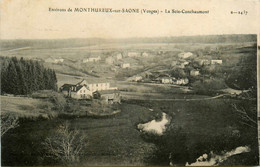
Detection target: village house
<box><xmin>45</xmin><ymin>57</ymin><xmax>64</xmax><ymax>64</ymax></box>
<box><xmin>161</xmin><ymin>77</ymin><xmax>173</xmax><ymax>84</ymax></box>
<box><xmin>180</xmin><ymin>61</ymin><xmax>189</xmax><ymax>67</ymax></box>
<box><xmin>178</xmin><ymin>52</ymin><xmax>193</xmax><ymax>59</ymax></box>
<box><xmin>121</xmin><ymin>63</ymin><xmax>130</xmax><ymax>68</ymax></box>
<box><xmin>142</xmin><ymin>52</ymin><xmax>149</xmax><ymax>57</ymax></box>
<box><xmin>60</xmin><ymin>84</ymin><xmax>92</xmax><ymax>99</ymax></box>
<box><xmin>105</xmin><ymin>56</ymin><xmax>115</xmax><ymax>64</ymax></box>
<box><xmin>32</xmin><ymin>58</ymin><xmax>43</xmax><ymax>62</ymax></box>
<box><xmin>128</xmin><ymin>75</ymin><xmax>142</xmax><ymax>82</ymax></box>
<box><xmin>175</xmin><ymin>78</ymin><xmax>189</xmax><ymax>85</ymax></box>
<box><xmin>204</xmin><ymin>60</ymin><xmax>211</xmax><ymax>65</ymax></box>
<box><xmin>211</xmin><ymin>59</ymin><xmax>223</xmax><ymax>65</ymax></box>
<box><xmin>82</xmin><ymin>56</ymin><xmax>101</xmax><ymax>63</ymax></box>
<box><xmin>195</xmin><ymin>59</ymin><xmax>210</xmax><ymax>66</ymax></box>
<box><xmin>171</xmin><ymin>61</ymin><xmax>178</xmax><ymax>66</ymax></box>
<box><xmin>134</xmin><ymin>76</ymin><xmax>142</xmax><ymax>82</ymax></box>
<box><xmin>190</xmin><ymin>70</ymin><xmax>200</xmax><ymax>76</ymax></box>
<box><xmin>116</xmin><ymin>53</ymin><xmax>123</xmax><ymax>60</ymax></box>
<box><xmin>93</xmin><ymin>90</ymin><xmax>121</xmax><ymax>104</ymax></box>
<box><xmin>127</xmin><ymin>52</ymin><xmax>140</xmax><ymax>57</ymax></box>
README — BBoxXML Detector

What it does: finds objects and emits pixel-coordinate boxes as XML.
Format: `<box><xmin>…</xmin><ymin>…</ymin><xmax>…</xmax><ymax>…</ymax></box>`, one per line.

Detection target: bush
<box><xmin>42</xmin><ymin>122</ymin><xmax>88</xmax><ymax>164</ymax></box>
<box><xmin>48</xmin><ymin>92</ymin><xmax>67</xmax><ymax>112</ymax></box>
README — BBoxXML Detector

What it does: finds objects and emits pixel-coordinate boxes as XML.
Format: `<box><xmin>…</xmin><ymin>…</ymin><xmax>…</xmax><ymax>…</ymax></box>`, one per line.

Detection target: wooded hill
<box><xmin>1</xmin><ymin>57</ymin><xmax>57</xmax><ymax>95</ymax></box>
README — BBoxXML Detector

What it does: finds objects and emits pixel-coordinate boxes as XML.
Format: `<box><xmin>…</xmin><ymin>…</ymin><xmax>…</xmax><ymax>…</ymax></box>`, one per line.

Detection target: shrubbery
<box><xmin>191</xmin><ymin>78</ymin><xmax>227</xmax><ymax>95</ymax></box>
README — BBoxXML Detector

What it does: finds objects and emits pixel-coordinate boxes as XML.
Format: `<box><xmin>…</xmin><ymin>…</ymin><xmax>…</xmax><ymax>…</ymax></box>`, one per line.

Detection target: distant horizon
<box><xmin>0</xmin><ymin>33</ymin><xmax>257</xmax><ymax>41</ymax></box>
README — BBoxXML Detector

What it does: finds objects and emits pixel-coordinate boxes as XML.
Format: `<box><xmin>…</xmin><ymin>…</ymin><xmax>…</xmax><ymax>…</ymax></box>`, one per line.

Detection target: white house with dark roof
<box><xmin>60</xmin><ymin>79</ymin><xmax>118</xmax><ymax>99</ymax></box>
<box><xmin>77</xmin><ymin>79</ymin><xmax>117</xmax><ymax>93</ymax></box>
<box><xmin>60</xmin><ymin>84</ymin><xmax>92</xmax><ymax>99</ymax></box>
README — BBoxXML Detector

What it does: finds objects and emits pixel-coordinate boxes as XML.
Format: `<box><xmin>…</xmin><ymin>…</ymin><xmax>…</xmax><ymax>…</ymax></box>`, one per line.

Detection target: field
<box><xmin>1</xmin><ymin>96</ymin><xmax>54</xmax><ymax>118</ymax></box>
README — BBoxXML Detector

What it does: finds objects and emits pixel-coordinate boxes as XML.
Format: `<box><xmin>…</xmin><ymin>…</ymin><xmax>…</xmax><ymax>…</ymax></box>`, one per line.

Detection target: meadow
<box><xmin>1</xmin><ymin>96</ymin><xmax>55</xmax><ymax>119</ymax></box>
<box><xmin>1</xmin><ymin>97</ymin><xmax>258</xmax><ymax>166</ymax></box>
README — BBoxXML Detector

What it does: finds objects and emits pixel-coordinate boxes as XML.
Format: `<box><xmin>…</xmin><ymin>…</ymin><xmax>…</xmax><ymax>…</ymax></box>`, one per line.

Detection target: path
<box><xmin>122</xmin><ymin>93</ymin><xmax>229</xmax><ymax>101</ymax></box>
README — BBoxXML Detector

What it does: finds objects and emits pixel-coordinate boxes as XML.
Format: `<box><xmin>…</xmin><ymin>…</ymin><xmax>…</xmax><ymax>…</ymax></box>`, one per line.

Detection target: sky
<box><xmin>0</xmin><ymin>0</ymin><xmax>259</xmax><ymax>39</ymax></box>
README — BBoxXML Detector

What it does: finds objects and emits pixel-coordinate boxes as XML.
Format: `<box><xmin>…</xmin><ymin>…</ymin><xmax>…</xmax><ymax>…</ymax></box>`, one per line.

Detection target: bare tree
<box><xmin>1</xmin><ymin>114</ymin><xmax>19</xmax><ymax>137</ymax></box>
<box><xmin>42</xmin><ymin>122</ymin><xmax>88</xmax><ymax>164</ymax></box>
<box><xmin>231</xmin><ymin>103</ymin><xmax>257</xmax><ymax>129</ymax></box>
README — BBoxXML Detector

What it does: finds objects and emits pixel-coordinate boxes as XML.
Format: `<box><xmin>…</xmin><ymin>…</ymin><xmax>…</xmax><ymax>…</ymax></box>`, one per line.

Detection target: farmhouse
<box><xmin>60</xmin><ymin>84</ymin><xmax>92</xmax><ymax>99</ymax></box>
<box><xmin>83</xmin><ymin>56</ymin><xmax>101</xmax><ymax>63</ymax></box>
<box><xmin>93</xmin><ymin>90</ymin><xmax>121</xmax><ymax>104</ymax></box>
<box><xmin>211</xmin><ymin>59</ymin><xmax>223</xmax><ymax>65</ymax></box>
<box><xmin>178</xmin><ymin>52</ymin><xmax>193</xmax><ymax>59</ymax></box>
<box><xmin>77</xmin><ymin>79</ymin><xmax>117</xmax><ymax>93</ymax></box>
<box><xmin>190</xmin><ymin>70</ymin><xmax>200</xmax><ymax>76</ymax></box>
<box><xmin>60</xmin><ymin>79</ymin><xmax>118</xmax><ymax>99</ymax></box>
<box><xmin>121</xmin><ymin>63</ymin><xmax>130</xmax><ymax>68</ymax></box>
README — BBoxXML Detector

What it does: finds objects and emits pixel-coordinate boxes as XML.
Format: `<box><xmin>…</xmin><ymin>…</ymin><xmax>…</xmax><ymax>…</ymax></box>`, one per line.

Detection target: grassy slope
<box><xmin>1</xmin><ymin>103</ymin><xmax>160</xmax><ymax>166</ymax></box>
<box><xmin>1</xmin><ymin>97</ymin><xmax>258</xmax><ymax>166</ymax></box>
<box><xmin>1</xmin><ymin>96</ymin><xmax>54</xmax><ymax>118</ymax></box>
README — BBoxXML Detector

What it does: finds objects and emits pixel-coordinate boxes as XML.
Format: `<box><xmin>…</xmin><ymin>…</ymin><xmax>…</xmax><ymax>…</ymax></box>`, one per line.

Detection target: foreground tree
<box><xmin>1</xmin><ymin>114</ymin><xmax>19</xmax><ymax>137</ymax></box>
<box><xmin>42</xmin><ymin>122</ymin><xmax>88</xmax><ymax>164</ymax></box>
<box><xmin>231</xmin><ymin>89</ymin><xmax>257</xmax><ymax>129</ymax></box>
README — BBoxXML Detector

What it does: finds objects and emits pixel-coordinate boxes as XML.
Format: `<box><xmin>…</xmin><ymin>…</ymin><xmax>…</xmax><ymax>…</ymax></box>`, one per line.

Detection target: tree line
<box><xmin>1</xmin><ymin>57</ymin><xmax>57</xmax><ymax>95</ymax></box>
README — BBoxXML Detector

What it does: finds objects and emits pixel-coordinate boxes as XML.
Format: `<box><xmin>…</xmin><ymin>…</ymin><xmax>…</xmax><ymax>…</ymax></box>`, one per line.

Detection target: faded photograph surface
<box><xmin>0</xmin><ymin>0</ymin><xmax>259</xmax><ymax>166</ymax></box>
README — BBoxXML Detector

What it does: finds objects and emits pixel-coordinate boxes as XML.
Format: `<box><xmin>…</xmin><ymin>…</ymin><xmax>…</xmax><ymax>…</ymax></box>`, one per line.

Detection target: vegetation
<box><xmin>0</xmin><ymin>113</ymin><xmax>19</xmax><ymax>137</ymax></box>
<box><xmin>42</xmin><ymin>122</ymin><xmax>88</xmax><ymax>164</ymax></box>
<box><xmin>192</xmin><ymin>78</ymin><xmax>227</xmax><ymax>95</ymax></box>
<box><xmin>1</xmin><ymin>57</ymin><xmax>57</xmax><ymax>95</ymax></box>
<box><xmin>0</xmin><ymin>36</ymin><xmax>257</xmax><ymax>166</ymax></box>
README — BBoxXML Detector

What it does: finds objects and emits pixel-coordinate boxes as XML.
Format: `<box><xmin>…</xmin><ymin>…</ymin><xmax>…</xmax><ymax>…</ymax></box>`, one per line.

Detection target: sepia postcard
<box><xmin>0</xmin><ymin>0</ymin><xmax>260</xmax><ymax>166</ymax></box>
